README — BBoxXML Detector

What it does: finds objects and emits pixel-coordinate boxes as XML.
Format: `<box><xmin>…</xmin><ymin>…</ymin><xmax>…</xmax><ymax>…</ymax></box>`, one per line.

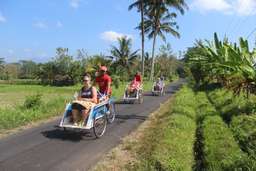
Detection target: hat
<box><xmin>100</xmin><ymin>66</ymin><xmax>107</xmax><ymax>72</ymax></box>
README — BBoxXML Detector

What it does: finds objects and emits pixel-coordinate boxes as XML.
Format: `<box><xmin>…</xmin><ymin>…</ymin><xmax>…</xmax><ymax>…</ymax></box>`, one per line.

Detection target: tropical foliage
<box><xmin>109</xmin><ymin>36</ymin><xmax>140</xmax><ymax>80</ymax></box>
<box><xmin>129</xmin><ymin>0</ymin><xmax>187</xmax><ymax>80</ymax></box>
<box><xmin>186</xmin><ymin>33</ymin><xmax>256</xmax><ymax>97</ymax></box>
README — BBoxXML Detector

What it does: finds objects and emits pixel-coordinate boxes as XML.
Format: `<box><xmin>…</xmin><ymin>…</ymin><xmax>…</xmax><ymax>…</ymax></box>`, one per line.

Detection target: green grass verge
<box><xmin>0</xmin><ymin>97</ymin><xmax>65</xmax><ymax>132</ymax></box>
<box><xmin>128</xmin><ymin>86</ymin><xmax>197</xmax><ymax>171</ymax></box>
<box><xmin>0</xmin><ymin>79</ymin><xmax>41</xmax><ymax>85</ymax></box>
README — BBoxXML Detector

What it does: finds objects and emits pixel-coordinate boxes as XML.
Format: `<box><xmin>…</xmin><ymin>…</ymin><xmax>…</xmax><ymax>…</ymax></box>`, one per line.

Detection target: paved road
<box><xmin>0</xmin><ymin>79</ymin><xmax>185</xmax><ymax>171</ymax></box>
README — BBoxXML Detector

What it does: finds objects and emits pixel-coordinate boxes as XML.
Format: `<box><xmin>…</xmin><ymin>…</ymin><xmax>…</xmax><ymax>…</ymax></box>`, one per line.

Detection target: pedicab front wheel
<box><xmin>138</xmin><ymin>90</ymin><xmax>143</xmax><ymax>104</ymax></box>
<box><xmin>93</xmin><ymin>114</ymin><xmax>107</xmax><ymax>138</ymax></box>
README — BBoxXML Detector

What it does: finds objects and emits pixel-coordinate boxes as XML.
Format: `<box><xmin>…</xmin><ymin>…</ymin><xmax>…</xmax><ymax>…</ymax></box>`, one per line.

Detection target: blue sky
<box><xmin>0</xmin><ymin>0</ymin><xmax>256</xmax><ymax>63</ymax></box>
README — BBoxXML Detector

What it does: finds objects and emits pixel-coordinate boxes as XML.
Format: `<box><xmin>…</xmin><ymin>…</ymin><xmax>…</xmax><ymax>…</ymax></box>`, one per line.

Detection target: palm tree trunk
<box><xmin>150</xmin><ymin>32</ymin><xmax>157</xmax><ymax>81</ymax></box>
<box><xmin>140</xmin><ymin>0</ymin><xmax>145</xmax><ymax>77</ymax></box>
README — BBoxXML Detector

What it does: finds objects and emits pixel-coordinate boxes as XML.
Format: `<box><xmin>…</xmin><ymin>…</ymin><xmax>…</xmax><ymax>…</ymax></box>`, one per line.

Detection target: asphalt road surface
<box><xmin>0</xmin><ymin>79</ymin><xmax>185</xmax><ymax>171</ymax></box>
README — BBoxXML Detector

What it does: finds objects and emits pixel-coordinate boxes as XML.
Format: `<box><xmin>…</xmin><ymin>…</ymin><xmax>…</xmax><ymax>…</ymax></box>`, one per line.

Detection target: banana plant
<box><xmin>186</xmin><ymin>33</ymin><xmax>256</xmax><ymax>97</ymax></box>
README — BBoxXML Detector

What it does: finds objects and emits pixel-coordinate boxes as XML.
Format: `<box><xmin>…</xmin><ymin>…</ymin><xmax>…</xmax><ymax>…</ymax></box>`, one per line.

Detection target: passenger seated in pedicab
<box><xmin>126</xmin><ymin>75</ymin><xmax>141</xmax><ymax>97</ymax></box>
<box><xmin>154</xmin><ymin>78</ymin><xmax>164</xmax><ymax>91</ymax></box>
<box><xmin>71</xmin><ymin>74</ymin><xmax>97</xmax><ymax>126</ymax></box>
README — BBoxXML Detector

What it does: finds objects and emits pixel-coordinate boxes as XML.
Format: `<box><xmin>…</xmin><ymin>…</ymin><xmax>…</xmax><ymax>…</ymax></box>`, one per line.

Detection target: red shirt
<box><xmin>95</xmin><ymin>74</ymin><xmax>112</xmax><ymax>95</ymax></box>
<box><xmin>135</xmin><ymin>74</ymin><xmax>142</xmax><ymax>83</ymax></box>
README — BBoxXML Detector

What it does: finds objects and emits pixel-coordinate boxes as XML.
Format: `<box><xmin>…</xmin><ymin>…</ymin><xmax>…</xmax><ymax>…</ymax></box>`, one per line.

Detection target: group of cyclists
<box><xmin>70</xmin><ymin>65</ymin><xmax>164</xmax><ymax>126</ymax></box>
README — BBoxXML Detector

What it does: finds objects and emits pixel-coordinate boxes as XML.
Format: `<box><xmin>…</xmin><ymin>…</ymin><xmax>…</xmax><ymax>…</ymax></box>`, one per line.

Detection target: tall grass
<box><xmin>0</xmin><ymin>97</ymin><xmax>65</xmax><ymax>132</ymax></box>
<box><xmin>128</xmin><ymin>86</ymin><xmax>197</xmax><ymax>171</ymax></box>
<box><xmin>196</xmin><ymin>91</ymin><xmax>253</xmax><ymax>170</ymax></box>
<box><xmin>231</xmin><ymin>115</ymin><xmax>256</xmax><ymax>157</ymax></box>
<box><xmin>207</xmin><ymin>88</ymin><xmax>256</xmax><ymax>161</ymax></box>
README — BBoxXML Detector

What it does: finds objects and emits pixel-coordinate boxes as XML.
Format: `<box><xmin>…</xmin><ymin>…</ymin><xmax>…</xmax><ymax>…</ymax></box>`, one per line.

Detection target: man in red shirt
<box><xmin>95</xmin><ymin>66</ymin><xmax>112</xmax><ymax>98</ymax></box>
<box><xmin>134</xmin><ymin>71</ymin><xmax>142</xmax><ymax>83</ymax></box>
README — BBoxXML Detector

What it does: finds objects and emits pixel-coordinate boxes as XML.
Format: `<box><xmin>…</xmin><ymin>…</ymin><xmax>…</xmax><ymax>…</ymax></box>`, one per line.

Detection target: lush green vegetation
<box><xmin>118</xmin><ymin>85</ymin><xmax>256</xmax><ymax>171</ymax></box>
<box><xmin>0</xmin><ymin>41</ymin><xmax>182</xmax><ymax>86</ymax></box>
<box><xmin>181</xmin><ymin>33</ymin><xmax>256</xmax><ymax>170</ymax></box>
<box><xmin>186</xmin><ymin>33</ymin><xmax>256</xmax><ymax>97</ymax></box>
<box><xmin>231</xmin><ymin>115</ymin><xmax>256</xmax><ymax>157</ymax></box>
<box><xmin>127</xmin><ymin>86</ymin><xmax>197</xmax><ymax>171</ymax></box>
<box><xmin>0</xmin><ymin>81</ymin><xmax>154</xmax><ymax>133</ymax></box>
<box><xmin>206</xmin><ymin>88</ymin><xmax>256</xmax><ymax>162</ymax></box>
<box><xmin>195</xmin><ymin>92</ymin><xmax>249</xmax><ymax>170</ymax></box>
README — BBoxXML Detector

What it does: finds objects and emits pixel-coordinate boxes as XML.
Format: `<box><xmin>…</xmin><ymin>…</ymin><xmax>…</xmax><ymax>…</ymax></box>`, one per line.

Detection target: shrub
<box><xmin>52</xmin><ymin>74</ymin><xmax>74</xmax><ymax>86</ymax></box>
<box><xmin>23</xmin><ymin>94</ymin><xmax>43</xmax><ymax>109</ymax></box>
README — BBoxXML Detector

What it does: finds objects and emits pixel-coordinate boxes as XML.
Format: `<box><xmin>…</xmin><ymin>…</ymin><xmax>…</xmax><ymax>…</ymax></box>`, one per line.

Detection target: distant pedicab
<box><xmin>59</xmin><ymin>89</ymin><xmax>116</xmax><ymax>138</ymax></box>
<box><xmin>123</xmin><ymin>79</ymin><xmax>143</xmax><ymax>104</ymax></box>
<box><xmin>152</xmin><ymin>78</ymin><xmax>165</xmax><ymax>96</ymax></box>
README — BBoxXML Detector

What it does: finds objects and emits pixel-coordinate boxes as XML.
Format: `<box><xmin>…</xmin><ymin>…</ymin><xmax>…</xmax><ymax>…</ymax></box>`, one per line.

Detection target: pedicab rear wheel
<box><xmin>93</xmin><ymin>114</ymin><xmax>107</xmax><ymax>138</ymax></box>
<box><xmin>107</xmin><ymin>103</ymin><xmax>116</xmax><ymax>123</ymax></box>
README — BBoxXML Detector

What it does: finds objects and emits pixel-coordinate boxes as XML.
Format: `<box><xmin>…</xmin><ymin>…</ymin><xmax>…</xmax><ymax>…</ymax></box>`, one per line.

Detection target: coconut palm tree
<box><xmin>129</xmin><ymin>0</ymin><xmax>146</xmax><ymax>77</ymax></box>
<box><xmin>144</xmin><ymin>10</ymin><xmax>180</xmax><ymax>80</ymax></box>
<box><xmin>144</xmin><ymin>0</ymin><xmax>187</xmax><ymax>80</ymax></box>
<box><xmin>109</xmin><ymin>36</ymin><xmax>139</xmax><ymax>76</ymax></box>
<box><xmin>165</xmin><ymin>0</ymin><xmax>188</xmax><ymax>14</ymax></box>
<box><xmin>0</xmin><ymin>58</ymin><xmax>5</xmax><ymax>73</ymax></box>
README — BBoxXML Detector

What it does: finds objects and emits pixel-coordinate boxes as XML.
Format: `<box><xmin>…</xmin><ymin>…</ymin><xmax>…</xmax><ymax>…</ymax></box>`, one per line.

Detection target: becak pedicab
<box><xmin>152</xmin><ymin>78</ymin><xmax>165</xmax><ymax>96</ymax></box>
<box><xmin>59</xmin><ymin>74</ymin><xmax>116</xmax><ymax>138</ymax></box>
<box><xmin>123</xmin><ymin>78</ymin><xmax>143</xmax><ymax>104</ymax></box>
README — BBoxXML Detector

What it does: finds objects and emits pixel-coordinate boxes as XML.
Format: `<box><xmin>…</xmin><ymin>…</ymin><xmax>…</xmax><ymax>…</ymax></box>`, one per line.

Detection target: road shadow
<box><xmin>41</xmin><ymin>128</ymin><xmax>94</xmax><ymax>142</ymax></box>
<box><xmin>165</xmin><ymin>85</ymin><xmax>182</xmax><ymax>94</ymax></box>
<box><xmin>143</xmin><ymin>92</ymin><xmax>154</xmax><ymax>96</ymax></box>
<box><xmin>116</xmin><ymin>114</ymin><xmax>147</xmax><ymax>122</ymax></box>
<box><xmin>114</xmin><ymin>100</ymin><xmax>128</xmax><ymax>104</ymax></box>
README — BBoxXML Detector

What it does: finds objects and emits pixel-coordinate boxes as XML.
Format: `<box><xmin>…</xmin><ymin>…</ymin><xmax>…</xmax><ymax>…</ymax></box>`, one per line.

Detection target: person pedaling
<box><xmin>95</xmin><ymin>66</ymin><xmax>112</xmax><ymax>114</ymax></box>
<box><xmin>95</xmin><ymin>66</ymin><xmax>112</xmax><ymax>99</ymax></box>
<box><xmin>71</xmin><ymin>74</ymin><xmax>97</xmax><ymax>126</ymax></box>
<box><xmin>154</xmin><ymin>77</ymin><xmax>164</xmax><ymax>91</ymax></box>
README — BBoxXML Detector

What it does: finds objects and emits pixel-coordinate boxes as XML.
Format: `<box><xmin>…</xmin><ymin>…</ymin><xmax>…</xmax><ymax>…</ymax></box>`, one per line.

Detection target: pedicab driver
<box><xmin>134</xmin><ymin>71</ymin><xmax>142</xmax><ymax>83</ymax></box>
<box><xmin>95</xmin><ymin>66</ymin><xmax>112</xmax><ymax>100</ymax></box>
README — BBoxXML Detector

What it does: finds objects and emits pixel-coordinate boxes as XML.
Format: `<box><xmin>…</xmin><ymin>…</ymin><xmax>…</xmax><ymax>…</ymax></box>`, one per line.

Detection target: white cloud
<box><xmin>56</xmin><ymin>21</ymin><xmax>63</xmax><ymax>28</ymax></box>
<box><xmin>0</xmin><ymin>11</ymin><xmax>6</xmax><ymax>23</ymax></box>
<box><xmin>100</xmin><ymin>31</ymin><xmax>133</xmax><ymax>42</ymax></box>
<box><xmin>191</xmin><ymin>0</ymin><xmax>256</xmax><ymax>16</ymax></box>
<box><xmin>33</xmin><ymin>21</ymin><xmax>48</xmax><ymax>29</ymax></box>
<box><xmin>70</xmin><ymin>0</ymin><xmax>81</xmax><ymax>9</ymax></box>
<box><xmin>191</xmin><ymin>0</ymin><xmax>231</xmax><ymax>12</ymax></box>
<box><xmin>234</xmin><ymin>0</ymin><xmax>256</xmax><ymax>16</ymax></box>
